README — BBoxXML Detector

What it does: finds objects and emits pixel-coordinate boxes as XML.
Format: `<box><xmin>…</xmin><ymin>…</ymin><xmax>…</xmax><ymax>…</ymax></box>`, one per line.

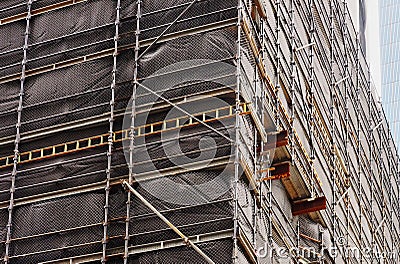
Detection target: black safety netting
<box><xmin>138</xmin><ymin>28</ymin><xmax>237</xmax><ymax>79</ymax></box>
<box><xmin>0</xmin><ymin>49</ymin><xmax>23</xmax><ymax>77</ymax></box>
<box><xmin>0</xmin><ymin>209</ymin><xmax>7</xmax><ymax>260</ymax></box>
<box><xmin>127</xmin><ymin>239</ymin><xmax>233</xmax><ymax>264</ymax></box>
<box><xmin>139</xmin><ymin>0</ymin><xmax>237</xmax><ymax>41</ymax></box>
<box><xmin>118</xmin><ymin>0</ymin><xmax>237</xmax><ymax>44</ymax></box>
<box><xmin>19</xmin><ymin>57</ymin><xmax>113</xmax><ymax>134</ymax></box>
<box><xmin>29</xmin><ymin>22</ymin><xmax>114</xmax><ymax>62</ymax></box>
<box><xmin>6</xmin><ymin>191</ymin><xmax>106</xmax><ymax>264</ymax></box>
<box><xmin>0</xmin><ymin>0</ymin><xmax>24</xmax><ymax>14</ymax></box>
<box><xmin>0</xmin><ymin>21</ymin><xmax>25</xmax><ymax>56</ymax></box>
<box><xmin>0</xmin><ymin>81</ymin><xmax>19</xmax><ymax>139</ymax></box>
<box><xmin>11</xmin><ymin>150</ymin><xmax>108</xmax><ymax>200</ymax></box>
<box><xmin>132</xmin><ymin>128</ymin><xmax>234</xmax><ymax>174</ymax></box>
<box><xmin>30</xmin><ymin>0</ymin><xmax>116</xmax><ymax>45</ymax></box>
<box><xmin>135</xmin><ymin>77</ymin><xmax>236</xmax><ymax>110</ymax></box>
<box><xmin>0</xmin><ymin>168</ymin><xmax>11</xmax><ymax>201</ymax></box>
<box><xmin>0</xmin><ymin>0</ymin><xmax>253</xmax><ymax>262</ymax></box>
<box><xmin>0</xmin><ymin>143</ymin><xmax>14</xmax><ymax>164</ymax></box>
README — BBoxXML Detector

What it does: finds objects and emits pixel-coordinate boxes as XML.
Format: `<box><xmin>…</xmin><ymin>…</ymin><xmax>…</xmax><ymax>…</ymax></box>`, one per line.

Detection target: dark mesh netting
<box><xmin>0</xmin><ymin>49</ymin><xmax>23</xmax><ymax>77</ymax></box>
<box><xmin>138</xmin><ymin>0</ymin><xmax>237</xmax><ymax>41</ymax></box>
<box><xmin>12</xmin><ymin>149</ymin><xmax>107</xmax><ymax>199</ymax></box>
<box><xmin>138</xmin><ymin>28</ymin><xmax>237</xmax><ymax>79</ymax></box>
<box><xmin>0</xmin><ymin>169</ymin><xmax>11</xmax><ymax>202</ymax></box>
<box><xmin>0</xmin><ymin>209</ymin><xmax>7</xmax><ymax>260</ymax></box>
<box><xmin>0</xmin><ymin>0</ymin><xmax>246</xmax><ymax>263</ymax></box>
<box><xmin>0</xmin><ymin>21</ymin><xmax>25</xmax><ymax>55</ymax></box>
<box><xmin>8</xmin><ymin>191</ymin><xmax>105</xmax><ymax>263</ymax></box>
<box><xmin>0</xmin><ymin>81</ymin><xmax>20</xmax><ymax>139</ymax></box>
<box><xmin>0</xmin><ymin>0</ymin><xmax>24</xmax><ymax>15</ymax></box>
<box><xmin>127</xmin><ymin>239</ymin><xmax>233</xmax><ymax>264</ymax></box>
<box><xmin>30</xmin><ymin>0</ymin><xmax>116</xmax><ymax>44</ymax></box>
<box><xmin>19</xmin><ymin>57</ymin><xmax>113</xmax><ymax>134</ymax></box>
<box><xmin>132</xmin><ymin>124</ymin><xmax>234</xmax><ymax>174</ymax></box>
<box><xmin>123</xmin><ymin>174</ymin><xmax>233</xmax><ymax>247</ymax></box>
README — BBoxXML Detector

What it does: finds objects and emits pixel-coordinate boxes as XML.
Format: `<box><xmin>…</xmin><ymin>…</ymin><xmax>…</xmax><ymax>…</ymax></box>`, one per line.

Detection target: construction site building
<box><xmin>0</xmin><ymin>0</ymin><xmax>400</xmax><ymax>263</ymax></box>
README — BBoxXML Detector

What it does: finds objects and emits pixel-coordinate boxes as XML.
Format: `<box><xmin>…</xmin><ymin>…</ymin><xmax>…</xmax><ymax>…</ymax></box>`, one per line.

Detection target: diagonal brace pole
<box><xmin>135</xmin><ymin>0</ymin><xmax>199</xmax><ymax>63</ymax></box>
<box><xmin>122</xmin><ymin>180</ymin><xmax>215</xmax><ymax>264</ymax></box>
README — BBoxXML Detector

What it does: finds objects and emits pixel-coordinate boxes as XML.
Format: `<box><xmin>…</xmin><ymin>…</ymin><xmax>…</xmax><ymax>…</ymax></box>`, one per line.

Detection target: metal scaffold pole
<box><xmin>275</xmin><ymin>0</ymin><xmax>281</xmax><ymax>129</ymax></box>
<box><xmin>329</xmin><ymin>1</ymin><xmax>337</xmax><ymax>262</ymax></box>
<box><xmin>296</xmin><ymin>219</ymin><xmax>300</xmax><ymax>264</ymax></box>
<box><xmin>3</xmin><ymin>1</ymin><xmax>32</xmax><ymax>263</ymax></box>
<box><xmin>367</xmin><ymin>65</ymin><xmax>374</xmax><ymax>253</ymax></box>
<box><xmin>355</xmin><ymin>32</ymin><xmax>363</xmax><ymax>264</ymax></box>
<box><xmin>342</xmin><ymin>1</ymin><xmax>350</xmax><ymax>259</ymax></box>
<box><xmin>377</xmin><ymin>99</ymin><xmax>384</xmax><ymax>256</ymax></box>
<box><xmin>102</xmin><ymin>0</ymin><xmax>121</xmax><ymax>262</ymax></box>
<box><xmin>233</xmin><ymin>1</ymin><xmax>242</xmax><ymax>262</ymax></box>
<box><xmin>124</xmin><ymin>0</ymin><xmax>141</xmax><ymax>263</ymax></box>
<box><xmin>252</xmin><ymin>28</ymin><xmax>260</xmax><ymax>254</ymax></box>
<box><xmin>266</xmin><ymin>150</ymin><xmax>273</xmax><ymax>264</ymax></box>
<box><xmin>289</xmin><ymin>0</ymin><xmax>296</xmax><ymax>167</ymax></box>
<box><xmin>389</xmin><ymin>128</ymin><xmax>395</xmax><ymax>259</ymax></box>
<box><xmin>308</xmin><ymin>0</ymin><xmax>316</xmax><ymax>198</ymax></box>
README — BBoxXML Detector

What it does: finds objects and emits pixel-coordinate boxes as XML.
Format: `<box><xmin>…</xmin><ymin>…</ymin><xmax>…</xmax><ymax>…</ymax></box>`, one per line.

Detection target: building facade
<box><xmin>0</xmin><ymin>0</ymin><xmax>399</xmax><ymax>263</ymax></box>
<box><xmin>380</xmin><ymin>0</ymin><xmax>400</xmax><ymax>152</ymax></box>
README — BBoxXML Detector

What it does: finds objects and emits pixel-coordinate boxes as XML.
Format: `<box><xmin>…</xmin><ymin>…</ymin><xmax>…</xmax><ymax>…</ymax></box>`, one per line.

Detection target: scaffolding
<box><xmin>0</xmin><ymin>0</ymin><xmax>400</xmax><ymax>263</ymax></box>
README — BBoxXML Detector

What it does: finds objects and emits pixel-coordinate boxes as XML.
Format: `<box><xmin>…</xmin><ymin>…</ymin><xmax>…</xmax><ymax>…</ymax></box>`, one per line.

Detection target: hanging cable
<box><xmin>3</xmin><ymin>1</ymin><xmax>32</xmax><ymax>263</ymax></box>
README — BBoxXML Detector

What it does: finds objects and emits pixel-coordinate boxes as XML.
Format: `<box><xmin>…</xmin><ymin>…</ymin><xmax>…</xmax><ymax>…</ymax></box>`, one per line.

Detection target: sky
<box><xmin>348</xmin><ymin>0</ymin><xmax>381</xmax><ymax>97</ymax></box>
<box><xmin>365</xmin><ymin>0</ymin><xmax>382</xmax><ymax>97</ymax></box>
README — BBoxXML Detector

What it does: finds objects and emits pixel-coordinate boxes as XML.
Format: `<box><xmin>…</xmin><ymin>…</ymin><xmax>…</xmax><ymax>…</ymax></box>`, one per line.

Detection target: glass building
<box><xmin>380</xmin><ymin>0</ymin><xmax>400</xmax><ymax>151</ymax></box>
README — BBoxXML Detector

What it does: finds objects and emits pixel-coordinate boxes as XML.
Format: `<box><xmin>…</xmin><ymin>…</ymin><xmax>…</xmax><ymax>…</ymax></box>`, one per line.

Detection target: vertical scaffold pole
<box><xmin>259</xmin><ymin>11</ymin><xmax>270</xmax><ymax>261</ymax></box>
<box><xmin>329</xmin><ymin>1</ymin><xmax>337</xmax><ymax>262</ymax></box>
<box><xmin>275</xmin><ymin>0</ymin><xmax>281</xmax><ymax>129</ymax></box>
<box><xmin>266</xmin><ymin>150</ymin><xmax>273</xmax><ymax>264</ymax></box>
<box><xmin>4</xmin><ymin>1</ymin><xmax>32</xmax><ymax>263</ymax></box>
<box><xmin>355</xmin><ymin>32</ymin><xmax>363</xmax><ymax>264</ymax></box>
<box><xmin>102</xmin><ymin>0</ymin><xmax>121</xmax><ymax>262</ymax></box>
<box><xmin>124</xmin><ymin>1</ymin><xmax>141</xmax><ymax>263</ymax></box>
<box><xmin>308</xmin><ymin>0</ymin><xmax>316</xmax><ymax>197</ymax></box>
<box><xmin>233</xmin><ymin>1</ymin><xmax>242</xmax><ymax>262</ymax></box>
<box><xmin>377</xmin><ymin>99</ymin><xmax>384</xmax><ymax>256</ymax></box>
<box><xmin>342</xmin><ymin>1</ymin><xmax>350</xmax><ymax>259</ymax></box>
<box><xmin>388</xmin><ymin>128</ymin><xmax>395</xmax><ymax>258</ymax></box>
<box><xmin>367</xmin><ymin>65</ymin><xmax>374</xmax><ymax>253</ymax></box>
<box><xmin>389</xmin><ymin>162</ymin><xmax>395</xmax><ymax>259</ymax></box>
<box><xmin>290</xmin><ymin>0</ymin><xmax>296</xmax><ymax>167</ymax></box>
<box><xmin>252</xmin><ymin>44</ymin><xmax>259</xmax><ymax>252</ymax></box>
<box><xmin>296</xmin><ymin>218</ymin><xmax>300</xmax><ymax>264</ymax></box>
